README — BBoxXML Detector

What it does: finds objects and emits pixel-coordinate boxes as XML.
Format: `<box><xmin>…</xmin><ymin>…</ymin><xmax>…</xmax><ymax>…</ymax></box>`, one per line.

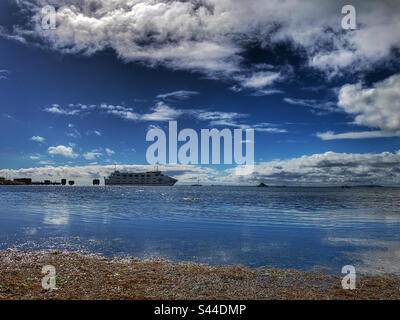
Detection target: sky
<box><xmin>0</xmin><ymin>0</ymin><xmax>400</xmax><ymax>185</ymax></box>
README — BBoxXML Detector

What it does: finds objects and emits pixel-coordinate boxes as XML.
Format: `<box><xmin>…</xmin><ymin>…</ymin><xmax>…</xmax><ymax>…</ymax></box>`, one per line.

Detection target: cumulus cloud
<box><xmin>48</xmin><ymin>145</ymin><xmax>78</xmax><ymax>158</ymax></box>
<box><xmin>224</xmin><ymin>151</ymin><xmax>400</xmax><ymax>186</ymax></box>
<box><xmin>0</xmin><ymin>163</ymin><xmax>215</xmax><ymax>185</ymax></box>
<box><xmin>2</xmin><ymin>151</ymin><xmax>400</xmax><ymax>186</ymax></box>
<box><xmin>338</xmin><ymin>74</ymin><xmax>400</xmax><ymax>131</ymax></box>
<box><xmin>31</xmin><ymin>135</ymin><xmax>45</xmax><ymax>143</ymax></box>
<box><xmin>8</xmin><ymin>0</ymin><xmax>399</xmax><ymax>81</ymax></box>
<box><xmin>317</xmin><ymin>74</ymin><xmax>400</xmax><ymax>139</ymax></box>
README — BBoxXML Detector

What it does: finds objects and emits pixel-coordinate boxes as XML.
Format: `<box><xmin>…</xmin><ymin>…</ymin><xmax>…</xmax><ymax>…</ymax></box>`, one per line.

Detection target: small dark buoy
<box><xmin>68</xmin><ymin>180</ymin><xmax>75</xmax><ymax>186</ymax></box>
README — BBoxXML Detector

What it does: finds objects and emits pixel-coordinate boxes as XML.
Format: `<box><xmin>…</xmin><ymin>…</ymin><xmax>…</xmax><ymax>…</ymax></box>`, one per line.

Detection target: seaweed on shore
<box><xmin>0</xmin><ymin>249</ymin><xmax>399</xmax><ymax>300</ymax></box>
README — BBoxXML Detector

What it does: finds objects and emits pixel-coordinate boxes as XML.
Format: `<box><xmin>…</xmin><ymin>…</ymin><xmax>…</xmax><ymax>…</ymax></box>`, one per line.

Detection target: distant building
<box><xmin>68</xmin><ymin>180</ymin><xmax>75</xmax><ymax>186</ymax></box>
<box><xmin>61</xmin><ymin>179</ymin><xmax>67</xmax><ymax>186</ymax></box>
<box><xmin>44</xmin><ymin>180</ymin><xmax>51</xmax><ymax>185</ymax></box>
<box><xmin>0</xmin><ymin>177</ymin><xmax>5</xmax><ymax>181</ymax></box>
<box><xmin>13</xmin><ymin>178</ymin><xmax>32</xmax><ymax>185</ymax></box>
<box><xmin>93</xmin><ymin>179</ymin><xmax>100</xmax><ymax>185</ymax></box>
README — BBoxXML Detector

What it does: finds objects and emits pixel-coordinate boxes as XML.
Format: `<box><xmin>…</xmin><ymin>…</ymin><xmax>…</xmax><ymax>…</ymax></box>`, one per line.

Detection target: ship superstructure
<box><xmin>104</xmin><ymin>170</ymin><xmax>177</xmax><ymax>186</ymax></box>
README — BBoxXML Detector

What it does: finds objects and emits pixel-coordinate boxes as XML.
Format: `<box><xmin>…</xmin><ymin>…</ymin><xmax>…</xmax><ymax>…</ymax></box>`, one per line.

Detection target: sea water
<box><xmin>1</xmin><ymin>185</ymin><xmax>399</xmax><ymax>275</ymax></box>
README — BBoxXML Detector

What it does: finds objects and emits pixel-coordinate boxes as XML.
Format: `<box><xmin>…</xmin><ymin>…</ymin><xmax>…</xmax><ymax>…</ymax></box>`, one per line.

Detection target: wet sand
<box><xmin>0</xmin><ymin>249</ymin><xmax>399</xmax><ymax>300</ymax></box>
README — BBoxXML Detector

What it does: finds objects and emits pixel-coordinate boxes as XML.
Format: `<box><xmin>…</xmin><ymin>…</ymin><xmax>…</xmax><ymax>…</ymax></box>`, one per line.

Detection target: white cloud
<box><xmin>237</xmin><ymin>72</ymin><xmax>281</xmax><ymax>89</ymax></box>
<box><xmin>208</xmin><ymin>118</ymin><xmax>287</xmax><ymax>133</ymax></box>
<box><xmin>84</xmin><ymin>151</ymin><xmax>102</xmax><ymax>160</ymax></box>
<box><xmin>156</xmin><ymin>90</ymin><xmax>199</xmax><ymax>101</ymax></box>
<box><xmin>310</xmin><ymin>51</ymin><xmax>357</xmax><ymax>77</ymax></box>
<box><xmin>317</xmin><ymin>130</ymin><xmax>400</xmax><ymax>140</ymax></box>
<box><xmin>0</xmin><ymin>164</ymin><xmax>215</xmax><ymax>185</ymax></box>
<box><xmin>196</xmin><ymin>111</ymin><xmax>245</xmax><ymax>122</ymax></box>
<box><xmin>2</xmin><ymin>113</ymin><xmax>15</xmax><ymax>120</ymax></box>
<box><xmin>318</xmin><ymin>74</ymin><xmax>400</xmax><ymax>139</ymax></box>
<box><xmin>141</xmin><ymin>102</ymin><xmax>183</xmax><ymax>121</ymax></box>
<box><xmin>283</xmin><ymin>98</ymin><xmax>339</xmax><ymax>114</ymax></box>
<box><xmin>223</xmin><ymin>151</ymin><xmax>400</xmax><ymax>186</ymax></box>
<box><xmin>249</xmin><ymin>89</ymin><xmax>284</xmax><ymax>96</ymax></box>
<box><xmin>9</xmin><ymin>0</ymin><xmax>400</xmax><ymax>80</ymax></box>
<box><xmin>66</xmin><ymin>127</ymin><xmax>81</xmax><ymax>138</ymax></box>
<box><xmin>105</xmin><ymin>148</ymin><xmax>115</xmax><ymax>156</ymax></box>
<box><xmin>39</xmin><ymin>160</ymin><xmax>53</xmax><ymax>165</ymax></box>
<box><xmin>2</xmin><ymin>151</ymin><xmax>400</xmax><ymax>186</ymax></box>
<box><xmin>43</xmin><ymin>101</ymin><xmax>286</xmax><ymax>133</ymax></box>
<box><xmin>44</xmin><ymin>104</ymin><xmax>80</xmax><ymax>115</ymax></box>
<box><xmin>48</xmin><ymin>145</ymin><xmax>78</xmax><ymax>158</ymax></box>
<box><xmin>338</xmin><ymin>74</ymin><xmax>400</xmax><ymax>131</ymax></box>
<box><xmin>147</xmin><ymin>124</ymin><xmax>162</xmax><ymax>131</ymax></box>
<box><xmin>44</xmin><ymin>103</ymin><xmax>95</xmax><ymax>116</ymax></box>
<box><xmin>100</xmin><ymin>103</ymin><xmax>139</xmax><ymax>120</ymax></box>
<box><xmin>86</xmin><ymin>129</ymin><xmax>102</xmax><ymax>136</ymax></box>
<box><xmin>31</xmin><ymin>136</ymin><xmax>45</xmax><ymax>143</ymax></box>
<box><xmin>0</xmin><ymin>69</ymin><xmax>9</xmax><ymax>80</ymax></box>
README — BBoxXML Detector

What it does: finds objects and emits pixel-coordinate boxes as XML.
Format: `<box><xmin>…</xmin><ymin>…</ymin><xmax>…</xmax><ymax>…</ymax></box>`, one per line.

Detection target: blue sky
<box><xmin>1</xmin><ymin>0</ymin><xmax>400</xmax><ymax>185</ymax></box>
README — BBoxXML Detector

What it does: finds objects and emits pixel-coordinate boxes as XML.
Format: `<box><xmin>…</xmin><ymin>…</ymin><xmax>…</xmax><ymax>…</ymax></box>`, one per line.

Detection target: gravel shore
<box><xmin>0</xmin><ymin>249</ymin><xmax>399</xmax><ymax>300</ymax></box>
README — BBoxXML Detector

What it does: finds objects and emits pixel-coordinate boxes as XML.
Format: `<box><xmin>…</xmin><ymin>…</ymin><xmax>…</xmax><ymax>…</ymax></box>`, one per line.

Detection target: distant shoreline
<box><xmin>1</xmin><ymin>249</ymin><xmax>399</xmax><ymax>300</ymax></box>
<box><xmin>1</xmin><ymin>184</ymin><xmax>399</xmax><ymax>188</ymax></box>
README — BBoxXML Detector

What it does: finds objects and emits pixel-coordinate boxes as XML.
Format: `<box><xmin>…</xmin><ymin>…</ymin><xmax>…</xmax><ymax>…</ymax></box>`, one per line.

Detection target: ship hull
<box><xmin>104</xmin><ymin>181</ymin><xmax>177</xmax><ymax>186</ymax></box>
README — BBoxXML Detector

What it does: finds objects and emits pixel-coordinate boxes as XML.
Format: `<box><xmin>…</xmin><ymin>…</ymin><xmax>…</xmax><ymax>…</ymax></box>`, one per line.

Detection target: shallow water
<box><xmin>1</xmin><ymin>185</ymin><xmax>400</xmax><ymax>275</ymax></box>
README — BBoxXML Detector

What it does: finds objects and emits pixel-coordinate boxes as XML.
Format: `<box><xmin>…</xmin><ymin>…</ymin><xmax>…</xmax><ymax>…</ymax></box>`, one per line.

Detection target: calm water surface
<box><xmin>1</xmin><ymin>186</ymin><xmax>400</xmax><ymax>275</ymax></box>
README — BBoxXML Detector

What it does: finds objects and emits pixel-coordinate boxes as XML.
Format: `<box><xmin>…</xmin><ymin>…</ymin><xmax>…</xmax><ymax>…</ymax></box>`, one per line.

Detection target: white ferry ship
<box><xmin>104</xmin><ymin>170</ymin><xmax>177</xmax><ymax>186</ymax></box>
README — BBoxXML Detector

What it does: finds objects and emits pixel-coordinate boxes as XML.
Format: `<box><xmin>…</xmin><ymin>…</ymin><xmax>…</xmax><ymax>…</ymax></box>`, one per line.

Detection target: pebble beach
<box><xmin>1</xmin><ymin>250</ymin><xmax>399</xmax><ymax>300</ymax></box>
